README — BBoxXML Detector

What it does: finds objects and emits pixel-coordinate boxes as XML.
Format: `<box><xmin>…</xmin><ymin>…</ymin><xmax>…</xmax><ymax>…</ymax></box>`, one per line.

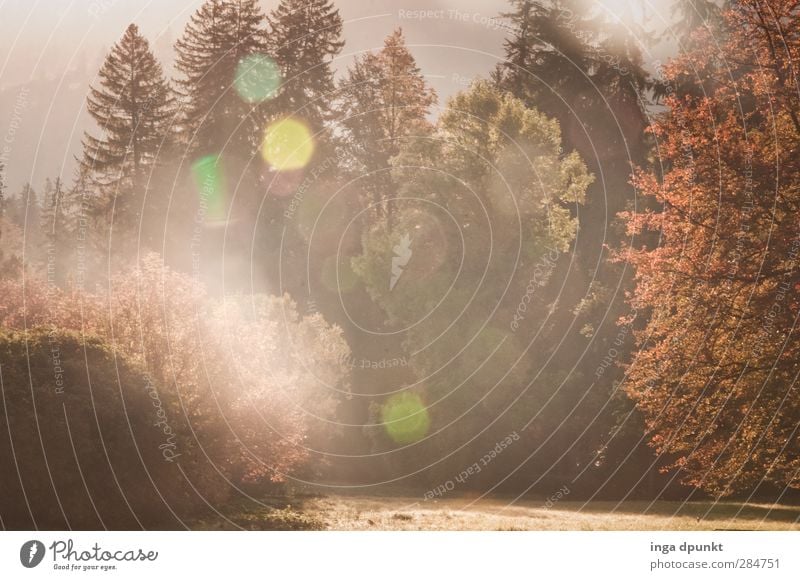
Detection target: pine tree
<box><xmin>339</xmin><ymin>28</ymin><xmax>436</xmax><ymax>223</ymax></box>
<box><xmin>267</xmin><ymin>0</ymin><xmax>344</xmax><ymax>136</ymax></box>
<box><xmin>654</xmin><ymin>0</ymin><xmax>725</xmax><ymax>101</ymax></box>
<box><xmin>82</xmin><ymin>23</ymin><xmax>174</xmax><ymax>237</ymax></box>
<box><xmin>39</xmin><ymin>177</ymin><xmax>71</xmax><ymax>286</ymax></box>
<box><xmin>7</xmin><ymin>183</ymin><xmax>41</xmax><ymax>262</ymax></box>
<box><xmin>0</xmin><ymin>160</ymin><xmax>8</xmax><ymax>275</ymax></box>
<box><xmin>670</xmin><ymin>0</ymin><xmax>724</xmax><ymax>46</ymax></box>
<box><xmin>494</xmin><ymin>0</ymin><xmax>597</xmax><ymax>120</ymax></box>
<box><xmin>175</xmin><ymin>0</ymin><xmax>268</xmax><ymax>157</ymax></box>
<box><xmin>0</xmin><ymin>160</ymin><xmax>6</xmax><ymax>220</ymax></box>
<box><xmin>492</xmin><ymin>0</ymin><xmax>660</xmax><ymax>491</ymax></box>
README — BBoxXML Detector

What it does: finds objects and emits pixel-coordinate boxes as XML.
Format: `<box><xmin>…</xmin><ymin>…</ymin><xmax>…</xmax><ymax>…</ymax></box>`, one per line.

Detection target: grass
<box><xmin>189</xmin><ymin>495</ymin><xmax>325</xmax><ymax>530</ymax></box>
<box><xmin>193</xmin><ymin>493</ymin><xmax>800</xmax><ymax>531</ymax></box>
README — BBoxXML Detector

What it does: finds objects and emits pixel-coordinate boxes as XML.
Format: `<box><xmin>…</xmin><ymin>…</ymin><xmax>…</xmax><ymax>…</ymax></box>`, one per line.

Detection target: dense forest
<box><xmin>0</xmin><ymin>0</ymin><xmax>798</xmax><ymax>529</ymax></box>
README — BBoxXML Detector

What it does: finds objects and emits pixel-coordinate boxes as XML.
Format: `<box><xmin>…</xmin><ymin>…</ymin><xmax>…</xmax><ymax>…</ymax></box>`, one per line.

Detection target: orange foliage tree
<box><xmin>620</xmin><ymin>0</ymin><xmax>800</xmax><ymax>495</ymax></box>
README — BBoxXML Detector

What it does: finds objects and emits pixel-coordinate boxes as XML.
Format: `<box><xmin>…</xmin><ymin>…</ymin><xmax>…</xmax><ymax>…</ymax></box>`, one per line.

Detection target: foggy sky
<box><xmin>0</xmin><ymin>0</ymin><xmax>678</xmax><ymax>193</ymax></box>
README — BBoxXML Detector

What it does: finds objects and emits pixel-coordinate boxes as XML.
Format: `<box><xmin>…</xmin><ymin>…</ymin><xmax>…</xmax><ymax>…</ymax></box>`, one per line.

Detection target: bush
<box><xmin>0</xmin><ymin>330</ymin><xmax>195</xmax><ymax>529</ymax></box>
<box><xmin>0</xmin><ymin>254</ymin><xmax>352</xmax><ymax>528</ymax></box>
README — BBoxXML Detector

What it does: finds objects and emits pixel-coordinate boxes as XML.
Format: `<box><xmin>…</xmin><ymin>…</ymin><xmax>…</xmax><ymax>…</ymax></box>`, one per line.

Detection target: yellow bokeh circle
<box><xmin>262</xmin><ymin>118</ymin><xmax>314</xmax><ymax>171</ymax></box>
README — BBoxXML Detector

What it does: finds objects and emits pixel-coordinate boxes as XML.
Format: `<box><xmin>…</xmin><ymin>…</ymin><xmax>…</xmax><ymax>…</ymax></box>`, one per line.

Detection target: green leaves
<box><xmin>353</xmin><ymin>81</ymin><xmax>591</xmax><ymax>450</ymax></box>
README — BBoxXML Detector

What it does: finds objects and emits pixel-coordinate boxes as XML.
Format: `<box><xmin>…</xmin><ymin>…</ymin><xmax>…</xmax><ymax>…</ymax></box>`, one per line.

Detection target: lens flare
<box><xmin>262</xmin><ymin>118</ymin><xmax>314</xmax><ymax>172</ymax></box>
<box><xmin>234</xmin><ymin>54</ymin><xmax>282</xmax><ymax>103</ymax></box>
<box><xmin>381</xmin><ymin>392</ymin><xmax>430</xmax><ymax>444</ymax></box>
<box><xmin>191</xmin><ymin>155</ymin><xmax>226</xmax><ymax>221</ymax></box>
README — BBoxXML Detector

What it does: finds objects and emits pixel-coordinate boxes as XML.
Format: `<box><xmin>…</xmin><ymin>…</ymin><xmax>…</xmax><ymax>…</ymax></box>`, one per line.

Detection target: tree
<box><xmin>6</xmin><ymin>183</ymin><xmax>42</xmax><ymax>264</ymax></box>
<box><xmin>267</xmin><ymin>0</ymin><xmax>344</xmax><ymax>137</ymax></box>
<box><xmin>0</xmin><ymin>160</ymin><xmax>7</xmax><ymax>274</ymax></box>
<box><xmin>175</xmin><ymin>0</ymin><xmax>268</xmax><ymax>157</ymax></box>
<box><xmin>492</xmin><ymin>0</ymin><xmax>659</xmax><ymax>494</ymax></box>
<box><xmin>494</xmin><ymin>0</ymin><xmax>597</xmax><ymax>125</ymax></box>
<box><xmin>352</xmin><ymin>81</ymin><xmax>593</xmax><ymax>484</ymax></box>
<box><xmin>0</xmin><ymin>253</ymin><xmax>351</xmax><ymax>490</ymax></box>
<box><xmin>670</xmin><ymin>0</ymin><xmax>724</xmax><ymax>45</ymax></box>
<box><xmin>39</xmin><ymin>177</ymin><xmax>71</xmax><ymax>285</ymax></box>
<box><xmin>338</xmin><ymin>28</ymin><xmax>436</xmax><ymax>224</ymax></box>
<box><xmin>0</xmin><ymin>160</ymin><xmax>5</xmax><ymax>220</ymax></box>
<box><xmin>621</xmin><ymin>0</ymin><xmax>800</xmax><ymax>496</ymax></box>
<box><xmin>251</xmin><ymin>0</ymin><xmax>346</xmax><ymax>313</ymax></box>
<box><xmin>655</xmin><ymin>0</ymin><xmax>726</xmax><ymax>101</ymax></box>
<box><xmin>82</xmin><ymin>23</ymin><xmax>174</xmax><ymax>246</ymax></box>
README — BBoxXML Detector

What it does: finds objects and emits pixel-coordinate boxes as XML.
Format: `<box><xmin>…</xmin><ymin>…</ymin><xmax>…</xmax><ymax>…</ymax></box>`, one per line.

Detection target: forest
<box><xmin>0</xmin><ymin>0</ymin><xmax>798</xmax><ymax>530</ymax></box>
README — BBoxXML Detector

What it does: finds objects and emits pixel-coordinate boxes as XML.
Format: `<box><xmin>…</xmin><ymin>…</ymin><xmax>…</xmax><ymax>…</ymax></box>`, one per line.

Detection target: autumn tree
<box><xmin>82</xmin><ymin>23</ymin><xmax>174</xmax><ymax>251</ymax></box>
<box><xmin>175</xmin><ymin>0</ymin><xmax>268</xmax><ymax>157</ymax></box>
<box><xmin>621</xmin><ymin>0</ymin><xmax>800</xmax><ymax>496</ymax></box>
<box><xmin>339</xmin><ymin>28</ymin><xmax>436</xmax><ymax>224</ymax></box>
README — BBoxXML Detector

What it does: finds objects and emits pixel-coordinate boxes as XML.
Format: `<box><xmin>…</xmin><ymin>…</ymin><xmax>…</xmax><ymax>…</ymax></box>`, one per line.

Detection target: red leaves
<box><xmin>620</xmin><ymin>0</ymin><xmax>800</xmax><ymax>495</ymax></box>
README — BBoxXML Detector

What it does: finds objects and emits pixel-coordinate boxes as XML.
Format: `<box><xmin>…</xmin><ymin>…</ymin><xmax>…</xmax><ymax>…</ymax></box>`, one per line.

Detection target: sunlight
<box><xmin>594</xmin><ymin>0</ymin><xmax>648</xmax><ymax>26</ymax></box>
<box><xmin>381</xmin><ymin>392</ymin><xmax>430</xmax><ymax>444</ymax></box>
<box><xmin>234</xmin><ymin>53</ymin><xmax>282</xmax><ymax>103</ymax></box>
<box><xmin>262</xmin><ymin>117</ymin><xmax>315</xmax><ymax>171</ymax></box>
<box><xmin>191</xmin><ymin>154</ymin><xmax>226</xmax><ymax>221</ymax></box>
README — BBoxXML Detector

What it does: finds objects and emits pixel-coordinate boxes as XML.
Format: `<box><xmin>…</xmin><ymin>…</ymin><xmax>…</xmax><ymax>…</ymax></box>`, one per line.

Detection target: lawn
<box><xmin>195</xmin><ymin>494</ymin><xmax>800</xmax><ymax>531</ymax></box>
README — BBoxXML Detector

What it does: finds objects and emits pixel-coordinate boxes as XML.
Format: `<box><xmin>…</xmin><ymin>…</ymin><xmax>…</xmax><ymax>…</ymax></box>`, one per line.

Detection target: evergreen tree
<box><xmin>339</xmin><ymin>28</ymin><xmax>436</xmax><ymax>224</ymax></box>
<box><xmin>0</xmin><ymin>160</ymin><xmax>9</xmax><ymax>276</ymax></box>
<box><xmin>175</xmin><ymin>0</ymin><xmax>268</xmax><ymax>157</ymax></box>
<box><xmin>0</xmin><ymin>160</ymin><xmax>6</xmax><ymax>220</ymax></box>
<box><xmin>7</xmin><ymin>183</ymin><xmax>42</xmax><ymax>263</ymax></box>
<box><xmin>82</xmin><ymin>23</ymin><xmax>174</xmax><ymax>241</ymax></box>
<box><xmin>494</xmin><ymin>0</ymin><xmax>597</xmax><ymax>122</ymax></box>
<box><xmin>39</xmin><ymin>177</ymin><xmax>71</xmax><ymax>286</ymax></box>
<box><xmin>670</xmin><ymin>0</ymin><xmax>724</xmax><ymax>45</ymax></box>
<box><xmin>267</xmin><ymin>0</ymin><xmax>344</xmax><ymax>137</ymax></box>
<box><xmin>654</xmin><ymin>0</ymin><xmax>726</xmax><ymax>101</ymax></box>
<box><xmin>493</xmin><ymin>0</ymin><xmax>661</xmax><ymax>493</ymax></box>
<box><xmin>251</xmin><ymin>0</ymin><xmax>345</xmax><ymax>299</ymax></box>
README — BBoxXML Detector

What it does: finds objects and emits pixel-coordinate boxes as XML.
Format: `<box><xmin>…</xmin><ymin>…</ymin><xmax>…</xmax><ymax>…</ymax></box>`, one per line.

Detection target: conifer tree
<box><xmin>339</xmin><ymin>28</ymin><xmax>436</xmax><ymax>223</ymax></box>
<box><xmin>493</xmin><ymin>0</ymin><xmax>659</xmax><ymax>491</ymax></box>
<box><xmin>267</xmin><ymin>0</ymin><xmax>344</xmax><ymax>136</ymax></box>
<box><xmin>8</xmin><ymin>183</ymin><xmax>41</xmax><ymax>261</ymax></box>
<box><xmin>82</xmin><ymin>23</ymin><xmax>174</xmax><ymax>237</ymax></box>
<box><xmin>175</xmin><ymin>0</ymin><xmax>268</xmax><ymax>157</ymax></box>
<box><xmin>0</xmin><ymin>160</ymin><xmax>5</xmax><ymax>220</ymax></box>
<box><xmin>39</xmin><ymin>177</ymin><xmax>71</xmax><ymax>286</ymax></box>
<box><xmin>655</xmin><ymin>0</ymin><xmax>725</xmax><ymax>100</ymax></box>
<box><xmin>0</xmin><ymin>161</ymin><xmax>7</xmax><ymax>274</ymax></box>
<box><xmin>494</xmin><ymin>0</ymin><xmax>596</xmax><ymax>120</ymax></box>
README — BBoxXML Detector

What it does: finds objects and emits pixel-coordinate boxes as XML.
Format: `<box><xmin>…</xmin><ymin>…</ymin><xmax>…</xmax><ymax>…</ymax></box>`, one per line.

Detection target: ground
<box><xmin>194</xmin><ymin>494</ymin><xmax>800</xmax><ymax>531</ymax></box>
